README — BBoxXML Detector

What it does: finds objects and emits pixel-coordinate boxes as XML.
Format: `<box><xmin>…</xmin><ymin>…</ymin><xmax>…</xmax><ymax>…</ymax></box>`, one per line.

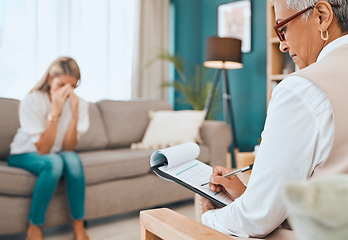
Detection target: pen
<box><xmin>201</xmin><ymin>164</ymin><xmax>253</xmax><ymax>187</ymax></box>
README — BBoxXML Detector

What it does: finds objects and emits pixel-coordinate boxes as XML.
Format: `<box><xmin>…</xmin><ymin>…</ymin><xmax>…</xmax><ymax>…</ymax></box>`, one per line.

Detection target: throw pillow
<box><xmin>131</xmin><ymin>110</ymin><xmax>206</xmax><ymax>150</ymax></box>
<box><xmin>283</xmin><ymin>175</ymin><xmax>348</xmax><ymax>240</ymax></box>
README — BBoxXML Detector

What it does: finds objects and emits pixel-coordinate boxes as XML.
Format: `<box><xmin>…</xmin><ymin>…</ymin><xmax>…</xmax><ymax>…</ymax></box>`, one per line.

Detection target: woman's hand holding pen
<box><xmin>209</xmin><ymin>166</ymin><xmax>246</xmax><ymax>201</ymax></box>
<box><xmin>202</xmin><ymin>166</ymin><xmax>247</xmax><ymax>214</ymax></box>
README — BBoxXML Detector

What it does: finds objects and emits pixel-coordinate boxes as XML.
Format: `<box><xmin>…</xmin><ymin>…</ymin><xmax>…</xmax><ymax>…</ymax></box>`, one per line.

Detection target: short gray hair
<box><xmin>285</xmin><ymin>0</ymin><xmax>348</xmax><ymax>32</ymax></box>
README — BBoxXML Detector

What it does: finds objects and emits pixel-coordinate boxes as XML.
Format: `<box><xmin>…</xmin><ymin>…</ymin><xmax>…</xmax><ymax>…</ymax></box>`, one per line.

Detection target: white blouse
<box><xmin>202</xmin><ymin>34</ymin><xmax>348</xmax><ymax>238</ymax></box>
<box><xmin>10</xmin><ymin>91</ymin><xmax>89</xmax><ymax>154</ymax></box>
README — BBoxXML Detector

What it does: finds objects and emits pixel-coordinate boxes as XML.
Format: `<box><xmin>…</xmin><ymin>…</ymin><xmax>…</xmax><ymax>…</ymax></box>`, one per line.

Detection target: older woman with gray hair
<box><xmin>201</xmin><ymin>0</ymin><xmax>348</xmax><ymax>238</ymax></box>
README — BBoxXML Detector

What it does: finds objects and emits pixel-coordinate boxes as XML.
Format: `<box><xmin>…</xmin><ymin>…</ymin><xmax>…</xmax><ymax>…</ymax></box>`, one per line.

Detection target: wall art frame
<box><xmin>218</xmin><ymin>0</ymin><xmax>251</xmax><ymax>53</ymax></box>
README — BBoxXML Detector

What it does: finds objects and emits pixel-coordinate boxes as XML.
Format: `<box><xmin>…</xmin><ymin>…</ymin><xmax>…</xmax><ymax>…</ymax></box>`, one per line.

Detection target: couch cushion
<box><xmin>197</xmin><ymin>144</ymin><xmax>210</xmax><ymax>164</ymax></box>
<box><xmin>0</xmin><ymin>162</ymin><xmax>36</xmax><ymax>196</ymax></box>
<box><xmin>80</xmin><ymin>145</ymin><xmax>209</xmax><ymax>185</ymax></box>
<box><xmin>97</xmin><ymin>100</ymin><xmax>172</xmax><ymax>148</ymax></box>
<box><xmin>0</xmin><ymin>145</ymin><xmax>209</xmax><ymax>196</ymax></box>
<box><xmin>0</xmin><ymin>162</ymin><xmax>66</xmax><ymax>196</ymax></box>
<box><xmin>79</xmin><ymin>148</ymin><xmax>154</xmax><ymax>184</ymax></box>
<box><xmin>0</xmin><ymin>98</ymin><xmax>20</xmax><ymax>159</ymax></box>
<box><xmin>0</xmin><ymin>148</ymin><xmax>153</xmax><ymax>196</ymax></box>
<box><xmin>75</xmin><ymin>102</ymin><xmax>108</xmax><ymax>151</ymax></box>
<box><xmin>131</xmin><ymin>110</ymin><xmax>206</xmax><ymax>150</ymax></box>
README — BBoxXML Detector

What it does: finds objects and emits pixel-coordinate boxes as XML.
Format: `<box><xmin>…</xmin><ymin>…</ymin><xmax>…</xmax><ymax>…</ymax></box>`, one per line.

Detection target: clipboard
<box><xmin>150</xmin><ymin>143</ymin><xmax>233</xmax><ymax>207</ymax></box>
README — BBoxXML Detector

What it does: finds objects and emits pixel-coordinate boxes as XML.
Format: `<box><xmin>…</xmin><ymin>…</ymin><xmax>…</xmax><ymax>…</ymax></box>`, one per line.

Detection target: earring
<box><xmin>321</xmin><ymin>29</ymin><xmax>329</xmax><ymax>41</ymax></box>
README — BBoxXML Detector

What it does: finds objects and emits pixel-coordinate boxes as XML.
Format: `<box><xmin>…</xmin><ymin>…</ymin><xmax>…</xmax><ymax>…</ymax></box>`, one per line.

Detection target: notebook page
<box><xmin>150</xmin><ymin>142</ymin><xmax>200</xmax><ymax>169</ymax></box>
<box><xmin>159</xmin><ymin>159</ymin><xmax>233</xmax><ymax>206</ymax></box>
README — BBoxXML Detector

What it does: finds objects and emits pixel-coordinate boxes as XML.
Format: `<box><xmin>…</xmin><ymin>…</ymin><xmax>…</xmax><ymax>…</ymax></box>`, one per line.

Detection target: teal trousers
<box><xmin>8</xmin><ymin>151</ymin><xmax>85</xmax><ymax>226</ymax></box>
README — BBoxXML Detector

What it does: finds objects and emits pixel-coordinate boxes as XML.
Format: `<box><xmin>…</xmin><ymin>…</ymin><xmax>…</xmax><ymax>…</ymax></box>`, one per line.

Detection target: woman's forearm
<box><xmin>35</xmin><ymin>120</ymin><xmax>59</xmax><ymax>154</ymax></box>
<box><xmin>63</xmin><ymin>115</ymin><xmax>78</xmax><ymax>151</ymax></box>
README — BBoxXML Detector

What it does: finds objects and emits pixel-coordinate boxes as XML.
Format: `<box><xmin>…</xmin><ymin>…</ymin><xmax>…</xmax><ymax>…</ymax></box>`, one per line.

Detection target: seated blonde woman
<box><xmin>8</xmin><ymin>57</ymin><xmax>90</xmax><ymax>240</ymax></box>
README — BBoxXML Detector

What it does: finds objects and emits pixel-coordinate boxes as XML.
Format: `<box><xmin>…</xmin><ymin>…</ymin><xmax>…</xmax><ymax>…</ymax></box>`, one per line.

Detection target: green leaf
<box><xmin>149</xmin><ymin>50</ymin><xmax>222</xmax><ymax>119</ymax></box>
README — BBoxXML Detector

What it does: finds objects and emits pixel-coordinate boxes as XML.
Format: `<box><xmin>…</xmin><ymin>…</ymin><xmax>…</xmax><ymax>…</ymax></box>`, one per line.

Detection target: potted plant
<box><xmin>154</xmin><ymin>51</ymin><xmax>221</xmax><ymax>120</ymax></box>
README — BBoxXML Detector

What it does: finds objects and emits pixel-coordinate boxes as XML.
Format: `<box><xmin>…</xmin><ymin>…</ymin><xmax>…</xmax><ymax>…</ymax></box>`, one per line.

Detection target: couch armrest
<box><xmin>139</xmin><ymin>208</ymin><xmax>238</xmax><ymax>240</ymax></box>
<box><xmin>200</xmin><ymin>120</ymin><xmax>232</xmax><ymax>167</ymax></box>
<box><xmin>139</xmin><ymin>208</ymin><xmax>298</xmax><ymax>240</ymax></box>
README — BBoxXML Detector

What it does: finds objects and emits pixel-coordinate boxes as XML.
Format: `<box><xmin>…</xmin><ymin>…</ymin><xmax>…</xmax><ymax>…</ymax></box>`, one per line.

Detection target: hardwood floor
<box><xmin>0</xmin><ymin>200</ymin><xmax>195</xmax><ymax>240</ymax></box>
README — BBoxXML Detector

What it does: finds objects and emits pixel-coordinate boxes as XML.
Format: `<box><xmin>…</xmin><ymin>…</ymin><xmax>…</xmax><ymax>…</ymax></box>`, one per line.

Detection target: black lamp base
<box><xmin>204</xmin><ymin>68</ymin><xmax>238</xmax><ymax>165</ymax></box>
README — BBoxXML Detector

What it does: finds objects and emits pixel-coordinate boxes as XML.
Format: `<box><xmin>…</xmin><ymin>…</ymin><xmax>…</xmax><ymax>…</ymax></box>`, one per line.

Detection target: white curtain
<box><xmin>0</xmin><ymin>0</ymin><xmax>136</xmax><ymax>102</ymax></box>
<box><xmin>132</xmin><ymin>0</ymin><xmax>170</xmax><ymax>100</ymax></box>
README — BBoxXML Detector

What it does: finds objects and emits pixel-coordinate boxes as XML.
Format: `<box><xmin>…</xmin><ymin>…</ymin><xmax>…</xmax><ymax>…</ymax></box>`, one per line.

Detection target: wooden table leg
<box><xmin>140</xmin><ymin>215</ymin><xmax>162</xmax><ymax>240</ymax></box>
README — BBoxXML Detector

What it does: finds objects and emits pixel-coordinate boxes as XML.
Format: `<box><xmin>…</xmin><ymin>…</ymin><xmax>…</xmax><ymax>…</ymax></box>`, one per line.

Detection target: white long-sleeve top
<box><xmin>202</xmin><ymin>34</ymin><xmax>348</xmax><ymax>238</ymax></box>
<box><xmin>10</xmin><ymin>90</ymin><xmax>89</xmax><ymax>155</ymax></box>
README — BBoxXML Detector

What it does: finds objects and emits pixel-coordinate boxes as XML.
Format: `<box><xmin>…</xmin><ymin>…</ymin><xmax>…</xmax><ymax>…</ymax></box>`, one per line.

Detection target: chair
<box><xmin>139</xmin><ymin>208</ymin><xmax>297</xmax><ymax>240</ymax></box>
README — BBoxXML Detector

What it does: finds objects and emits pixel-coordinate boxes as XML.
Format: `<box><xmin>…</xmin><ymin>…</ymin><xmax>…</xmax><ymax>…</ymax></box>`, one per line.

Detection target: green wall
<box><xmin>170</xmin><ymin>0</ymin><xmax>203</xmax><ymax>110</ymax></box>
<box><xmin>171</xmin><ymin>0</ymin><xmax>267</xmax><ymax>153</ymax></box>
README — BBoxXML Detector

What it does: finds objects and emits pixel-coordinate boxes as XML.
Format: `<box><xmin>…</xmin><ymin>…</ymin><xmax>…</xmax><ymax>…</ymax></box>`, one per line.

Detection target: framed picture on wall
<box><xmin>218</xmin><ymin>0</ymin><xmax>251</xmax><ymax>53</ymax></box>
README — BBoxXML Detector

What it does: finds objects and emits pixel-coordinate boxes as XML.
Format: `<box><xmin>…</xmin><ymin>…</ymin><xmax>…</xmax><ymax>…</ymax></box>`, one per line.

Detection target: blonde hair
<box><xmin>30</xmin><ymin>56</ymin><xmax>81</xmax><ymax>93</ymax></box>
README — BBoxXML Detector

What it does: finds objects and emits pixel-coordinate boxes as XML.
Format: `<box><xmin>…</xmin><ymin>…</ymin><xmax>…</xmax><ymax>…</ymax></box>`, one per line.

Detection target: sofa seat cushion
<box><xmin>79</xmin><ymin>148</ymin><xmax>155</xmax><ymax>185</ymax></box>
<box><xmin>80</xmin><ymin>145</ymin><xmax>210</xmax><ymax>185</ymax></box>
<box><xmin>0</xmin><ymin>145</ymin><xmax>210</xmax><ymax>196</ymax></box>
<box><xmin>0</xmin><ymin>162</ymin><xmax>36</xmax><ymax>196</ymax></box>
<box><xmin>0</xmin><ymin>147</ymin><xmax>153</xmax><ymax>196</ymax></box>
<box><xmin>0</xmin><ymin>162</ymin><xmax>69</xmax><ymax>196</ymax></box>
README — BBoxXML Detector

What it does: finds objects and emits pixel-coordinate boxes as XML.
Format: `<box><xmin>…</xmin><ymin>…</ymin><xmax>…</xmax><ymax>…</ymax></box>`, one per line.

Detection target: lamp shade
<box><xmin>204</xmin><ymin>36</ymin><xmax>243</xmax><ymax>69</ymax></box>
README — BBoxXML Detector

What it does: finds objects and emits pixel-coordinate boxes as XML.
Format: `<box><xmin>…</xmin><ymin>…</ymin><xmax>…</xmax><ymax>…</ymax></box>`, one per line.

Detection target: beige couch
<box><xmin>0</xmin><ymin>98</ymin><xmax>231</xmax><ymax>235</ymax></box>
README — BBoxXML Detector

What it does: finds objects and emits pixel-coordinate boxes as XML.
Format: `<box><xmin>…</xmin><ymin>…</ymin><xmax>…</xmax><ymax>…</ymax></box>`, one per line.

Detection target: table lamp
<box><xmin>203</xmin><ymin>36</ymin><xmax>243</xmax><ymax>157</ymax></box>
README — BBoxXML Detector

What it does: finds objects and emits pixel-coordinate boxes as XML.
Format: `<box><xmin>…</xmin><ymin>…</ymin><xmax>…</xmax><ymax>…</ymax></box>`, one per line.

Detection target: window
<box><xmin>0</xmin><ymin>0</ymin><xmax>136</xmax><ymax>101</ymax></box>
